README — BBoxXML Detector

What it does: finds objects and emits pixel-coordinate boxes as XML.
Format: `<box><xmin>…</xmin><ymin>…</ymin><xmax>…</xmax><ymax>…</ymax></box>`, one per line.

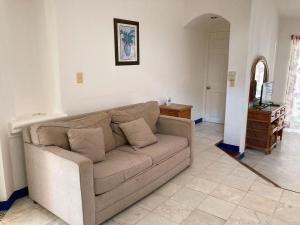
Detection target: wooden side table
<box><xmin>159</xmin><ymin>103</ymin><xmax>193</xmax><ymax>119</ymax></box>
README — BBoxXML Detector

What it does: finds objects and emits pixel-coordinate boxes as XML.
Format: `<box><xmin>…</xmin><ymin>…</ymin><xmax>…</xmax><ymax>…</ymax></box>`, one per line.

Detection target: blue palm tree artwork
<box><xmin>119</xmin><ymin>25</ymin><xmax>136</xmax><ymax>60</ymax></box>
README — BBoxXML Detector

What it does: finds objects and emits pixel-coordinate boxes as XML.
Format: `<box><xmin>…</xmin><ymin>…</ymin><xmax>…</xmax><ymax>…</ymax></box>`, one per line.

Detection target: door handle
<box><xmin>206</xmin><ymin>86</ymin><xmax>211</xmax><ymax>90</ymax></box>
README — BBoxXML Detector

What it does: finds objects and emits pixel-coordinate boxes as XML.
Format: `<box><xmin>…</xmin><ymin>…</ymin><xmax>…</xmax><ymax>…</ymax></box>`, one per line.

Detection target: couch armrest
<box><xmin>24</xmin><ymin>144</ymin><xmax>95</xmax><ymax>225</ymax></box>
<box><xmin>157</xmin><ymin>115</ymin><xmax>195</xmax><ymax>149</ymax></box>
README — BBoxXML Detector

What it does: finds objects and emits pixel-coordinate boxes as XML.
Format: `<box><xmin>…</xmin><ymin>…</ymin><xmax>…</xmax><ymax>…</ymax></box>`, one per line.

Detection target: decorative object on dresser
<box><xmin>246</xmin><ymin>56</ymin><xmax>285</xmax><ymax>154</ymax></box>
<box><xmin>159</xmin><ymin>103</ymin><xmax>193</xmax><ymax>119</ymax></box>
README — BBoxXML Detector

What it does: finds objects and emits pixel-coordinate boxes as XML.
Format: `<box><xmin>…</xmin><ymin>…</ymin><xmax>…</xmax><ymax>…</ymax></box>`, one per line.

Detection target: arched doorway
<box><xmin>186</xmin><ymin>14</ymin><xmax>230</xmax><ymax>127</ymax></box>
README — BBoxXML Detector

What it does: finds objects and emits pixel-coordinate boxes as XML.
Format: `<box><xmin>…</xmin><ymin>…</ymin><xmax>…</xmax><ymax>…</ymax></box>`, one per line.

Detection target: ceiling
<box><xmin>276</xmin><ymin>0</ymin><xmax>300</xmax><ymax>18</ymax></box>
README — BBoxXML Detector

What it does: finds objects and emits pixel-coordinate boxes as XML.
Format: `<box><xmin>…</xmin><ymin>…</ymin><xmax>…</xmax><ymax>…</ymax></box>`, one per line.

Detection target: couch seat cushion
<box><xmin>117</xmin><ymin>134</ymin><xmax>188</xmax><ymax>164</ymax></box>
<box><xmin>93</xmin><ymin>150</ymin><xmax>152</xmax><ymax>195</ymax></box>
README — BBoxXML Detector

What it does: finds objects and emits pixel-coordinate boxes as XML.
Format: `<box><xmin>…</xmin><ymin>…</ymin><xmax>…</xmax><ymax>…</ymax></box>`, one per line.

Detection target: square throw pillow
<box><xmin>67</xmin><ymin>127</ymin><xmax>105</xmax><ymax>163</ymax></box>
<box><xmin>119</xmin><ymin>118</ymin><xmax>158</xmax><ymax>149</ymax></box>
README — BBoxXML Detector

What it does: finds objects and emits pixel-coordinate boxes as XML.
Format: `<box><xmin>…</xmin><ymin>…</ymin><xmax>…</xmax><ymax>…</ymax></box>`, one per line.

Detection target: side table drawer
<box><xmin>160</xmin><ymin>108</ymin><xmax>179</xmax><ymax>117</ymax></box>
<box><xmin>159</xmin><ymin>103</ymin><xmax>193</xmax><ymax>119</ymax></box>
<box><xmin>178</xmin><ymin>110</ymin><xmax>191</xmax><ymax>119</ymax></box>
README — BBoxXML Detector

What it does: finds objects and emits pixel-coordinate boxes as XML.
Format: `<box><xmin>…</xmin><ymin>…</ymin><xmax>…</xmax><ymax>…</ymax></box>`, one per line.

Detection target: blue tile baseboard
<box><xmin>216</xmin><ymin>140</ymin><xmax>240</xmax><ymax>154</ymax></box>
<box><xmin>194</xmin><ymin>118</ymin><xmax>203</xmax><ymax>124</ymax></box>
<box><xmin>238</xmin><ymin>152</ymin><xmax>245</xmax><ymax>160</ymax></box>
<box><xmin>0</xmin><ymin>187</ymin><xmax>28</xmax><ymax>211</ymax></box>
<box><xmin>216</xmin><ymin>140</ymin><xmax>244</xmax><ymax>160</ymax></box>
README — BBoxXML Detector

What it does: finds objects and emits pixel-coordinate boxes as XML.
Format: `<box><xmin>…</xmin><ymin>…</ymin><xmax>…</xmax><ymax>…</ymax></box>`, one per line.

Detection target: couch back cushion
<box><xmin>109</xmin><ymin>101</ymin><xmax>160</xmax><ymax>146</ymax></box>
<box><xmin>30</xmin><ymin>112</ymin><xmax>116</xmax><ymax>152</ymax></box>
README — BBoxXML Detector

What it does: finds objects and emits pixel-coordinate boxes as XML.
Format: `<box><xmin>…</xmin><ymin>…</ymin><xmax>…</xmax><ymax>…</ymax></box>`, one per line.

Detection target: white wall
<box><xmin>0</xmin><ymin>0</ymin><xmax>61</xmax><ymax>201</ymax></box>
<box><xmin>0</xmin><ymin>0</ymin><xmax>18</xmax><ymax>201</ymax></box>
<box><xmin>273</xmin><ymin>18</ymin><xmax>300</xmax><ymax>103</ymax></box>
<box><xmin>6</xmin><ymin>0</ymin><xmax>61</xmax><ymax>117</ymax></box>
<box><xmin>239</xmin><ymin>0</ymin><xmax>279</xmax><ymax>150</ymax></box>
<box><xmin>247</xmin><ymin>0</ymin><xmax>279</xmax><ymax>82</ymax></box>
<box><xmin>54</xmin><ymin>0</ymin><xmax>207</xmax><ymax>120</ymax></box>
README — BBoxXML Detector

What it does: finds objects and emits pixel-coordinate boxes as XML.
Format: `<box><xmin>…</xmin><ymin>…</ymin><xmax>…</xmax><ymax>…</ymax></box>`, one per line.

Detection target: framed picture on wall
<box><xmin>114</xmin><ymin>18</ymin><xmax>139</xmax><ymax>66</ymax></box>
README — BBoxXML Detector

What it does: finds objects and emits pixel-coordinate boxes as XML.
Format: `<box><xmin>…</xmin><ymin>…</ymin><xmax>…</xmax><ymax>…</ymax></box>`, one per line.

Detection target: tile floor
<box><xmin>1</xmin><ymin>122</ymin><xmax>300</xmax><ymax>224</ymax></box>
<box><xmin>242</xmin><ymin>130</ymin><xmax>300</xmax><ymax>193</ymax></box>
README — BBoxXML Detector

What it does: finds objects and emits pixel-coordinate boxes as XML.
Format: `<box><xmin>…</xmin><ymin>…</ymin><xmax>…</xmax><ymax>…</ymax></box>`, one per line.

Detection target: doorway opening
<box><xmin>203</xmin><ymin>17</ymin><xmax>230</xmax><ymax>124</ymax></box>
<box><xmin>186</xmin><ymin>14</ymin><xmax>230</xmax><ymax>142</ymax></box>
<box><xmin>185</xmin><ymin>14</ymin><xmax>234</xmax><ymax>161</ymax></box>
<box><xmin>187</xmin><ymin>14</ymin><xmax>230</xmax><ymax>125</ymax></box>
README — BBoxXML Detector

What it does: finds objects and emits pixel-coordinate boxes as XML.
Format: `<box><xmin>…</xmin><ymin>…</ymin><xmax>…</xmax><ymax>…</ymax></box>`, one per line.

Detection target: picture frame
<box><xmin>114</xmin><ymin>18</ymin><xmax>140</xmax><ymax>66</ymax></box>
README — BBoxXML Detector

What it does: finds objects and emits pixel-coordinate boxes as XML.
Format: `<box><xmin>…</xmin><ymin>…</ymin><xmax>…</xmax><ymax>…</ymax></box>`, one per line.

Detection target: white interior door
<box><xmin>204</xmin><ymin>32</ymin><xmax>229</xmax><ymax>124</ymax></box>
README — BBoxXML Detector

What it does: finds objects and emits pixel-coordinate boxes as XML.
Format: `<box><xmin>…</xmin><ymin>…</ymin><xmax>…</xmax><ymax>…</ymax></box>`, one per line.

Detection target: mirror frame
<box><xmin>249</xmin><ymin>56</ymin><xmax>269</xmax><ymax>103</ymax></box>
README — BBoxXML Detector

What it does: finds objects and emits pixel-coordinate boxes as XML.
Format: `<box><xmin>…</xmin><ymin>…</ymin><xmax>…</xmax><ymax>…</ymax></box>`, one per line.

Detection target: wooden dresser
<box><xmin>159</xmin><ymin>104</ymin><xmax>193</xmax><ymax>119</ymax></box>
<box><xmin>246</xmin><ymin>104</ymin><xmax>286</xmax><ymax>154</ymax></box>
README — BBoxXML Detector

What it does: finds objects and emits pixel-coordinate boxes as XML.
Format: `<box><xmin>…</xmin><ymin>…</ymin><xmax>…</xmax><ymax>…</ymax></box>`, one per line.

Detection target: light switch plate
<box><xmin>228</xmin><ymin>71</ymin><xmax>236</xmax><ymax>87</ymax></box>
<box><xmin>76</xmin><ymin>72</ymin><xmax>83</xmax><ymax>84</ymax></box>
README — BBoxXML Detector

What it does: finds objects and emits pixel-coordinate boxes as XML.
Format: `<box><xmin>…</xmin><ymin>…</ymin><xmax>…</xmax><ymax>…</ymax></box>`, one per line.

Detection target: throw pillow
<box><xmin>67</xmin><ymin>127</ymin><xmax>106</xmax><ymax>163</ymax></box>
<box><xmin>119</xmin><ymin>118</ymin><xmax>158</xmax><ymax>149</ymax></box>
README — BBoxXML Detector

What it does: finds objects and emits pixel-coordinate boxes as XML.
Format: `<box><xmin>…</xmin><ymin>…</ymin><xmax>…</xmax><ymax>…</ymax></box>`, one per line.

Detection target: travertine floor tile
<box><xmin>207</xmin><ymin>146</ymin><xmax>226</xmax><ymax>156</ymax></box>
<box><xmin>197</xmin><ymin>151</ymin><xmax>222</xmax><ymax>161</ymax></box>
<box><xmin>170</xmin><ymin>187</ymin><xmax>207</xmax><ymax>209</ymax></box>
<box><xmin>249</xmin><ymin>182</ymin><xmax>283</xmax><ymax>201</ymax></box>
<box><xmin>239</xmin><ymin>192</ymin><xmax>278</xmax><ymax>215</ymax></box>
<box><xmin>225</xmin><ymin>206</ymin><xmax>270</xmax><ymax>225</ymax></box>
<box><xmin>136</xmin><ymin>193</ymin><xmax>168</xmax><ymax>211</ymax></box>
<box><xmin>198</xmin><ymin>196</ymin><xmax>236</xmax><ymax>220</ymax></box>
<box><xmin>211</xmin><ymin>184</ymin><xmax>246</xmax><ymax>204</ymax></box>
<box><xmin>101</xmin><ymin>220</ymin><xmax>120</xmax><ymax>225</ymax></box>
<box><xmin>155</xmin><ymin>182</ymin><xmax>182</xmax><ymax>197</ymax></box>
<box><xmin>186</xmin><ymin>177</ymin><xmax>218</xmax><ymax>194</ymax></box>
<box><xmin>2</xmin><ymin>198</ymin><xmax>37</xmax><ymax>223</ymax></box>
<box><xmin>243</xmin><ymin>131</ymin><xmax>300</xmax><ymax>193</ymax></box>
<box><xmin>254</xmin><ymin>176</ymin><xmax>276</xmax><ymax>187</ymax></box>
<box><xmin>196</xmin><ymin>165</ymin><xmax>234</xmax><ymax>183</ymax></box>
<box><xmin>170</xmin><ymin>173</ymin><xmax>195</xmax><ymax>186</ymax></box>
<box><xmin>3</xmin><ymin>209</ymin><xmax>54</xmax><ymax>225</ymax></box>
<box><xmin>273</xmin><ymin>203</ymin><xmax>300</xmax><ymax>224</ymax></box>
<box><xmin>231</xmin><ymin>167</ymin><xmax>257</xmax><ymax>181</ymax></box>
<box><xmin>49</xmin><ymin>218</ymin><xmax>69</xmax><ymax>225</ymax></box>
<box><xmin>192</xmin><ymin>157</ymin><xmax>216</xmax><ymax>168</ymax></box>
<box><xmin>135</xmin><ymin>212</ymin><xmax>178</xmax><ymax>225</ymax></box>
<box><xmin>181</xmin><ymin>209</ymin><xmax>225</xmax><ymax>225</ymax></box>
<box><xmin>153</xmin><ymin>199</ymin><xmax>193</xmax><ymax>223</ymax></box>
<box><xmin>280</xmin><ymin>190</ymin><xmax>300</xmax><ymax>208</ymax></box>
<box><xmin>223</xmin><ymin>174</ymin><xmax>255</xmax><ymax>191</ymax></box>
<box><xmin>269</xmin><ymin>218</ymin><xmax>295</xmax><ymax>225</ymax></box>
<box><xmin>217</xmin><ymin>154</ymin><xmax>239</xmax><ymax>166</ymax></box>
<box><xmin>113</xmin><ymin>205</ymin><xmax>150</xmax><ymax>225</ymax></box>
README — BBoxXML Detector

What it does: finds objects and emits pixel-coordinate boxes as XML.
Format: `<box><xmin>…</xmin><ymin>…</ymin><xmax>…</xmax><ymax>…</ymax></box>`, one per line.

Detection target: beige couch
<box><xmin>23</xmin><ymin>102</ymin><xmax>194</xmax><ymax>225</ymax></box>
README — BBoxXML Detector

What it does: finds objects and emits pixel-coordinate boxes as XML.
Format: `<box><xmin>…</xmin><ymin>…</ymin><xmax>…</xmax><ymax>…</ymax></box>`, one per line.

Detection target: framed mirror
<box><xmin>249</xmin><ymin>56</ymin><xmax>269</xmax><ymax>103</ymax></box>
